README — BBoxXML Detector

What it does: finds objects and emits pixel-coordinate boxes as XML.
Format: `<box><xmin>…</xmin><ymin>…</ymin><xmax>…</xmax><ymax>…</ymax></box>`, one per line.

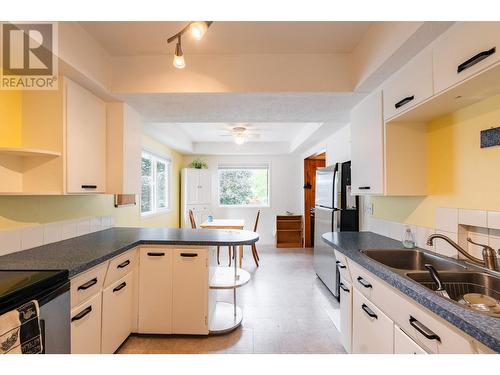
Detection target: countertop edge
<box><xmin>322</xmin><ymin>232</ymin><xmax>500</xmax><ymax>353</ymax></box>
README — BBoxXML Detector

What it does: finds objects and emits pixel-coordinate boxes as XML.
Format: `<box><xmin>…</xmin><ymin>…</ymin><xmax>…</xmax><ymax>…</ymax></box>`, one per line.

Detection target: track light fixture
<box><xmin>167</xmin><ymin>21</ymin><xmax>213</xmax><ymax>69</ymax></box>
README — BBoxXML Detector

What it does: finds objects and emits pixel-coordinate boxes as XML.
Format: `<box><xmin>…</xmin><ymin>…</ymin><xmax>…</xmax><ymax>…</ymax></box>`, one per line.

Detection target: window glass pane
<box><xmin>218</xmin><ymin>167</ymin><xmax>269</xmax><ymax>206</ymax></box>
<box><xmin>141</xmin><ymin>156</ymin><xmax>153</xmax><ymax>213</ymax></box>
<box><xmin>156</xmin><ymin>161</ymin><xmax>167</xmax><ymax>209</ymax></box>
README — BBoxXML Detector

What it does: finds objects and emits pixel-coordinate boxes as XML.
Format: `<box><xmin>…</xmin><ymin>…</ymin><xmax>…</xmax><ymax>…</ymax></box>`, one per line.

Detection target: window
<box><xmin>141</xmin><ymin>151</ymin><xmax>170</xmax><ymax>215</ymax></box>
<box><xmin>218</xmin><ymin>165</ymin><xmax>270</xmax><ymax>207</ymax></box>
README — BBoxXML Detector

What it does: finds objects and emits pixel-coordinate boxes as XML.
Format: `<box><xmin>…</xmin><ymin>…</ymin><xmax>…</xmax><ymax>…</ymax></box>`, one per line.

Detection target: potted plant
<box><xmin>188</xmin><ymin>158</ymin><xmax>208</xmax><ymax>169</ymax></box>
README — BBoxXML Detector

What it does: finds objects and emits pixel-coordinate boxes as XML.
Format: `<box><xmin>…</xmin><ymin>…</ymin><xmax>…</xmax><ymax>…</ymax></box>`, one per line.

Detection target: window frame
<box><xmin>217</xmin><ymin>163</ymin><xmax>271</xmax><ymax>209</ymax></box>
<box><xmin>140</xmin><ymin>150</ymin><xmax>171</xmax><ymax>217</ymax></box>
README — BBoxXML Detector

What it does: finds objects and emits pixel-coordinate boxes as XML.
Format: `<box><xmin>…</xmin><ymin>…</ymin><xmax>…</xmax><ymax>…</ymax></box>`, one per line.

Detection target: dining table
<box><xmin>200</xmin><ymin>219</ymin><xmax>245</xmax><ymax>267</ymax></box>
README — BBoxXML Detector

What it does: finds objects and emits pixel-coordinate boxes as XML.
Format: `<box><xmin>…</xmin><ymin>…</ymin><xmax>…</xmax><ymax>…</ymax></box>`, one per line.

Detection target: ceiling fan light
<box><xmin>234</xmin><ymin>135</ymin><xmax>245</xmax><ymax>145</ymax></box>
<box><xmin>173</xmin><ymin>38</ymin><xmax>185</xmax><ymax>69</ymax></box>
<box><xmin>190</xmin><ymin>21</ymin><xmax>209</xmax><ymax>40</ymax></box>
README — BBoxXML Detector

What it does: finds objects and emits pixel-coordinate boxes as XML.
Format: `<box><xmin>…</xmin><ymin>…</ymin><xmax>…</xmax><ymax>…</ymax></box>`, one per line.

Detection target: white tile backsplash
<box><xmin>90</xmin><ymin>216</ymin><xmax>102</xmax><ymax>232</ymax></box>
<box><xmin>20</xmin><ymin>226</ymin><xmax>44</xmax><ymax>250</ymax></box>
<box><xmin>434</xmin><ymin>230</ymin><xmax>458</xmax><ymax>258</ymax></box>
<box><xmin>488</xmin><ymin>211</ymin><xmax>500</xmax><ymax>230</ymax></box>
<box><xmin>76</xmin><ymin>218</ymin><xmax>91</xmax><ymax>236</ymax></box>
<box><xmin>436</xmin><ymin>207</ymin><xmax>458</xmax><ymax>233</ymax></box>
<box><xmin>458</xmin><ymin>209</ymin><xmax>487</xmax><ymax>227</ymax></box>
<box><xmin>416</xmin><ymin>226</ymin><xmax>435</xmax><ymax>251</ymax></box>
<box><xmin>61</xmin><ymin>220</ymin><xmax>77</xmax><ymax>240</ymax></box>
<box><xmin>43</xmin><ymin>222</ymin><xmax>62</xmax><ymax>244</ymax></box>
<box><xmin>0</xmin><ymin>229</ymin><xmax>21</xmax><ymax>256</ymax></box>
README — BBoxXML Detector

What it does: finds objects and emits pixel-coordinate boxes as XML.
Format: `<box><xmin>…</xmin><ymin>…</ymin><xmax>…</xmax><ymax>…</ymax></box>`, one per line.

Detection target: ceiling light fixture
<box><xmin>234</xmin><ymin>134</ymin><xmax>246</xmax><ymax>145</ymax></box>
<box><xmin>167</xmin><ymin>21</ymin><xmax>213</xmax><ymax>69</ymax></box>
<box><xmin>172</xmin><ymin>36</ymin><xmax>185</xmax><ymax>69</ymax></box>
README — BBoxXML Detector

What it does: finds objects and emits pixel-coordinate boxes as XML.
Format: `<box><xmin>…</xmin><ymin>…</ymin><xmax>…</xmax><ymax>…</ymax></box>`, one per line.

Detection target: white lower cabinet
<box><xmin>339</xmin><ymin>277</ymin><xmax>352</xmax><ymax>353</ymax></box>
<box><xmin>71</xmin><ymin>293</ymin><xmax>102</xmax><ymax>354</ymax></box>
<box><xmin>352</xmin><ymin>288</ymin><xmax>394</xmax><ymax>354</ymax></box>
<box><xmin>172</xmin><ymin>248</ymin><xmax>208</xmax><ymax>334</ymax></box>
<box><xmin>101</xmin><ymin>272</ymin><xmax>134</xmax><ymax>354</ymax></box>
<box><xmin>394</xmin><ymin>326</ymin><xmax>427</xmax><ymax>354</ymax></box>
<box><xmin>138</xmin><ymin>248</ymin><xmax>173</xmax><ymax>334</ymax></box>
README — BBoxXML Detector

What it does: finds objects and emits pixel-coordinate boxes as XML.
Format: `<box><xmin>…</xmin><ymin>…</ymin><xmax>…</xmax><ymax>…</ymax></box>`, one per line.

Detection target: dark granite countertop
<box><xmin>0</xmin><ymin>227</ymin><xmax>259</xmax><ymax>277</ymax></box>
<box><xmin>322</xmin><ymin>231</ymin><xmax>500</xmax><ymax>353</ymax></box>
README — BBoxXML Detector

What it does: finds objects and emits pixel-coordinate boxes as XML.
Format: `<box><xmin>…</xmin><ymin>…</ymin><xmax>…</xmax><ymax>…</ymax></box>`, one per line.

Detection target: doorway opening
<box><xmin>303</xmin><ymin>151</ymin><xmax>326</xmax><ymax>248</ymax></box>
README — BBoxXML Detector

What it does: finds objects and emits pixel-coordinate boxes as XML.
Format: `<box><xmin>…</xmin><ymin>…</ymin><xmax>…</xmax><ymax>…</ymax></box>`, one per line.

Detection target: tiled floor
<box><xmin>117</xmin><ymin>246</ymin><xmax>345</xmax><ymax>354</ymax></box>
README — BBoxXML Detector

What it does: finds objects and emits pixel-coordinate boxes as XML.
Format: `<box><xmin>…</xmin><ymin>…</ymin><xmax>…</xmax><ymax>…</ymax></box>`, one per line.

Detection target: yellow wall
<box><xmin>0</xmin><ymin>134</ymin><xmax>183</xmax><ymax>229</ymax></box>
<box><xmin>372</xmin><ymin>94</ymin><xmax>500</xmax><ymax>228</ymax></box>
<box><xmin>0</xmin><ymin>91</ymin><xmax>22</xmax><ymax>147</ymax></box>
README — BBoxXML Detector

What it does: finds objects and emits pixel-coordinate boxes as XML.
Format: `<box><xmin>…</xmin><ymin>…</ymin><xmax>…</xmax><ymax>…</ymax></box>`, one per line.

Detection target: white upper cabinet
<box><xmin>106</xmin><ymin>103</ymin><xmax>142</xmax><ymax>195</ymax></box>
<box><xmin>433</xmin><ymin>22</ymin><xmax>500</xmax><ymax>94</ymax></box>
<box><xmin>383</xmin><ymin>47</ymin><xmax>434</xmax><ymax>120</ymax></box>
<box><xmin>350</xmin><ymin>90</ymin><xmax>384</xmax><ymax>195</ymax></box>
<box><xmin>66</xmin><ymin>79</ymin><xmax>106</xmax><ymax>193</ymax></box>
<box><xmin>182</xmin><ymin>168</ymin><xmax>212</xmax><ymax>205</ymax></box>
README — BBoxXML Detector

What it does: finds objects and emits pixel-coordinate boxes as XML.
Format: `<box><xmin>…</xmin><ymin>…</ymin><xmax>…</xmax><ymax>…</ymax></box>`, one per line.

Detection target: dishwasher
<box><xmin>0</xmin><ymin>270</ymin><xmax>70</xmax><ymax>354</ymax></box>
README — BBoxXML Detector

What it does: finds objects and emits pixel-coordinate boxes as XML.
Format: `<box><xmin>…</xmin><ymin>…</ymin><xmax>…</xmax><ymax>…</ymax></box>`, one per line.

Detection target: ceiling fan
<box><xmin>220</xmin><ymin>125</ymin><xmax>261</xmax><ymax>145</ymax></box>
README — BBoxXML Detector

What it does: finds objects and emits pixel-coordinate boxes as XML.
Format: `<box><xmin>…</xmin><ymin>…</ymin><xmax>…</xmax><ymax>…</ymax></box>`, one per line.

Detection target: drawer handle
<box><xmin>336</xmin><ymin>260</ymin><xmax>346</xmax><ymax>269</ymax></box>
<box><xmin>81</xmin><ymin>185</ymin><xmax>97</xmax><ymax>189</ymax></box>
<box><xmin>180</xmin><ymin>253</ymin><xmax>198</xmax><ymax>257</ymax></box>
<box><xmin>357</xmin><ymin>276</ymin><xmax>372</xmax><ymax>289</ymax></box>
<box><xmin>339</xmin><ymin>282</ymin><xmax>350</xmax><ymax>293</ymax></box>
<box><xmin>77</xmin><ymin>278</ymin><xmax>97</xmax><ymax>291</ymax></box>
<box><xmin>395</xmin><ymin>95</ymin><xmax>415</xmax><ymax>109</ymax></box>
<box><xmin>147</xmin><ymin>252</ymin><xmax>165</xmax><ymax>257</ymax></box>
<box><xmin>113</xmin><ymin>282</ymin><xmax>127</xmax><ymax>293</ymax></box>
<box><xmin>457</xmin><ymin>47</ymin><xmax>496</xmax><ymax>73</ymax></box>
<box><xmin>71</xmin><ymin>306</ymin><xmax>92</xmax><ymax>322</ymax></box>
<box><xmin>117</xmin><ymin>259</ymin><xmax>130</xmax><ymax>269</ymax></box>
<box><xmin>358</xmin><ymin>186</ymin><xmax>370</xmax><ymax>190</ymax></box>
<box><xmin>361</xmin><ymin>303</ymin><xmax>378</xmax><ymax>319</ymax></box>
<box><xmin>409</xmin><ymin>316</ymin><xmax>441</xmax><ymax>342</ymax></box>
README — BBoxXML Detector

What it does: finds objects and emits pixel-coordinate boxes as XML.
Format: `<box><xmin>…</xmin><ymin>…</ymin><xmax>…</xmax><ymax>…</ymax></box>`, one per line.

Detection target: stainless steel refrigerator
<box><xmin>313</xmin><ymin>161</ymin><xmax>358</xmax><ymax>298</ymax></box>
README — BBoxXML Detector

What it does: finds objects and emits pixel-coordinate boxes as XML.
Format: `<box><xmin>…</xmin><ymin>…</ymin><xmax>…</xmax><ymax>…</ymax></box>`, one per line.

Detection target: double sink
<box><xmin>361</xmin><ymin>249</ymin><xmax>500</xmax><ymax>318</ymax></box>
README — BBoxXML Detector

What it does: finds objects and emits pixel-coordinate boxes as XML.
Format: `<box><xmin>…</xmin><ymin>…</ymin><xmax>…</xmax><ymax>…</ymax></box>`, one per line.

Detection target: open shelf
<box><xmin>209</xmin><ymin>302</ymin><xmax>243</xmax><ymax>335</ymax></box>
<box><xmin>0</xmin><ymin>147</ymin><xmax>61</xmax><ymax>157</ymax></box>
<box><xmin>209</xmin><ymin>267</ymin><xmax>251</xmax><ymax>289</ymax></box>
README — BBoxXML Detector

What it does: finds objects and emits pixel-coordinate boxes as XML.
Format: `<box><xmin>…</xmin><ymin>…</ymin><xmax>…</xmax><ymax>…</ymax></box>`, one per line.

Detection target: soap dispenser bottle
<box><xmin>402</xmin><ymin>227</ymin><xmax>416</xmax><ymax>249</ymax></box>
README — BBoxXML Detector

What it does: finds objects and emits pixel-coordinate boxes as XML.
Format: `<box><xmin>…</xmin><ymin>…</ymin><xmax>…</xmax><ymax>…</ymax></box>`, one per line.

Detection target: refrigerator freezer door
<box><xmin>313</xmin><ymin>206</ymin><xmax>339</xmax><ymax>298</ymax></box>
<box><xmin>315</xmin><ymin>166</ymin><xmax>335</xmax><ymax>209</ymax></box>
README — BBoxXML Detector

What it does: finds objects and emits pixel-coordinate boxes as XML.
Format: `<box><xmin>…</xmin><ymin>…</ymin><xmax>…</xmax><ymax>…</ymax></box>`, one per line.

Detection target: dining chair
<box><xmin>249</xmin><ymin>210</ymin><xmax>261</xmax><ymax>266</ymax></box>
<box><xmin>188</xmin><ymin>209</ymin><xmax>196</xmax><ymax>229</ymax></box>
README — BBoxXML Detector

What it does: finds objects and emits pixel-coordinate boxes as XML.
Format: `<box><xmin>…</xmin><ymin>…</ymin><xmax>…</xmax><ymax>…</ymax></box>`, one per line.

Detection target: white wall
<box><xmin>183</xmin><ymin>154</ymin><xmax>302</xmax><ymax>245</ymax></box>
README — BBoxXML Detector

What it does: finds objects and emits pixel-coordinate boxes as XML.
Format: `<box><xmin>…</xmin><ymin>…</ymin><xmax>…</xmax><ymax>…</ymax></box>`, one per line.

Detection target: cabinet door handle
<box><xmin>117</xmin><ymin>260</ymin><xmax>130</xmax><ymax>269</ymax></box>
<box><xmin>81</xmin><ymin>185</ymin><xmax>97</xmax><ymax>189</ymax></box>
<box><xmin>358</xmin><ymin>186</ymin><xmax>371</xmax><ymax>190</ymax></box>
<box><xmin>77</xmin><ymin>278</ymin><xmax>97</xmax><ymax>291</ymax></box>
<box><xmin>395</xmin><ymin>95</ymin><xmax>415</xmax><ymax>109</ymax></box>
<box><xmin>113</xmin><ymin>282</ymin><xmax>127</xmax><ymax>293</ymax></box>
<box><xmin>357</xmin><ymin>276</ymin><xmax>373</xmax><ymax>288</ymax></box>
<box><xmin>409</xmin><ymin>316</ymin><xmax>441</xmax><ymax>342</ymax></box>
<box><xmin>457</xmin><ymin>47</ymin><xmax>496</xmax><ymax>73</ymax></box>
<box><xmin>180</xmin><ymin>253</ymin><xmax>198</xmax><ymax>257</ymax></box>
<box><xmin>336</xmin><ymin>260</ymin><xmax>346</xmax><ymax>269</ymax></box>
<box><xmin>147</xmin><ymin>252</ymin><xmax>165</xmax><ymax>257</ymax></box>
<box><xmin>339</xmin><ymin>282</ymin><xmax>350</xmax><ymax>293</ymax></box>
<box><xmin>71</xmin><ymin>306</ymin><xmax>92</xmax><ymax>322</ymax></box>
<box><xmin>361</xmin><ymin>303</ymin><xmax>378</xmax><ymax>319</ymax></box>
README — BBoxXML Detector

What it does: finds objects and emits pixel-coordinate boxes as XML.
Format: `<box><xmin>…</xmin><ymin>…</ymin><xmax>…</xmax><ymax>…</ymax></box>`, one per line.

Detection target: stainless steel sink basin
<box><xmin>362</xmin><ymin>249</ymin><xmax>467</xmax><ymax>271</ymax></box>
<box><xmin>406</xmin><ymin>272</ymin><xmax>500</xmax><ymax>303</ymax></box>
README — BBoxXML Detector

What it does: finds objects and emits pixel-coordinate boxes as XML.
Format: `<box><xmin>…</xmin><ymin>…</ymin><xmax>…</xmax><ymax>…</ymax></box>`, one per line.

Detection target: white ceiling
<box><xmin>79</xmin><ymin>21</ymin><xmax>372</xmax><ymax>56</ymax></box>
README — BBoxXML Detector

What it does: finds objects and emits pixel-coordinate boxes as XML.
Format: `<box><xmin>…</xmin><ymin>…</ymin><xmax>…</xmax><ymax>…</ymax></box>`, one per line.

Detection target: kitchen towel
<box><xmin>0</xmin><ymin>300</ymin><xmax>43</xmax><ymax>354</ymax></box>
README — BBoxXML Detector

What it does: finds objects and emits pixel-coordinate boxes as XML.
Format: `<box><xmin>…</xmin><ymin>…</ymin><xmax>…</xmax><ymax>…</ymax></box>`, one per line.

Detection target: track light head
<box><xmin>173</xmin><ymin>36</ymin><xmax>185</xmax><ymax>69</ymax></box>
<box><xmin>190</xmin><ymin>21</ymin><xmax>209</xmax><ymax>40</ymax></box>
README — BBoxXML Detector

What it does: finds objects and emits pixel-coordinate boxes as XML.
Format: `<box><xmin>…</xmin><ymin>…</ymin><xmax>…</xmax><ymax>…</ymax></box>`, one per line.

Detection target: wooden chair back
<box><xmin>188</xmin><ymin>209</ymin><xmax>197</xmax><ymax>229</ymax></box>
<box><xmin>253</xmin><ymin>210</ymin><xmax>261</xmax><ymax>232</ymax></box>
